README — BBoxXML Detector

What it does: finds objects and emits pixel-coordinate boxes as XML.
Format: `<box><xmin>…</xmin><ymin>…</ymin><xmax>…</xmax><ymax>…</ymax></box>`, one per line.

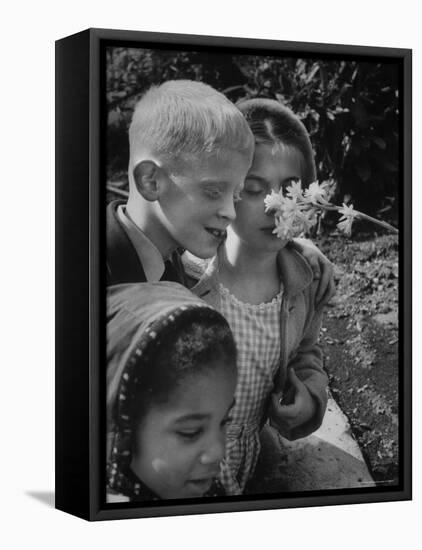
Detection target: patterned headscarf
<box><xmin>106</xmin><ymin>282</ymin><xmax>232</xmax><ymax>501</ymax></box>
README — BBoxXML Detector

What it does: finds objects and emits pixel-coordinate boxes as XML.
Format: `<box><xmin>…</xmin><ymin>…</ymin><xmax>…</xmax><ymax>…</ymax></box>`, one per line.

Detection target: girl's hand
<box><xmin>269</xmin><ymin>369</ymin><xmax>317</xmax><ymax>439</ymax></box>
<box><xmin>290</xmin><ymin>238</ymin><xmax>335</xmax><ymax>305</ymax></box>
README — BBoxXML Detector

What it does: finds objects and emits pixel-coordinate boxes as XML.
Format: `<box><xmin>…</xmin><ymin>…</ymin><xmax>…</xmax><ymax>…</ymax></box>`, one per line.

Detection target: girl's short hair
<box><xmin>129</xmin><ymin>80</ymin><xmax>254</xmax><ymax>170</ymax></box>
<box><xmin>237</xmin><ymin>98</ymin><xmax>316</xmax><ymax>185</ymax></box>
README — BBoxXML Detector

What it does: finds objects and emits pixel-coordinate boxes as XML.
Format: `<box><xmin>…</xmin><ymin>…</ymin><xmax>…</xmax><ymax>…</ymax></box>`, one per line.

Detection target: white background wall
<box><xmin>1</xmin><ymin>1</ymin><xmax>419</xmax><ymax>548</ymax></box>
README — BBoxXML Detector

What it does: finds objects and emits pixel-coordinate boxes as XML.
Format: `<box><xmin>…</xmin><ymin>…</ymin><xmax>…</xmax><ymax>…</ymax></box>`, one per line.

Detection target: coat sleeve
<box><xmin>268</xmin><ymin>277</ymin><xmax>333</xmax><ymax>441</ymax></box>
<box><xmin>285</xmin><ymin>302</ymin><xmax>329</xmax><ymax>440</ymax></box>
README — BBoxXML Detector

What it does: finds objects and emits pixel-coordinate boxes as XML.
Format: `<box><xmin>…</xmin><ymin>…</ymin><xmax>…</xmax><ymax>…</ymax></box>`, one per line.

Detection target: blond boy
<box><xmin>107</xmin><ymin>80</ymin><xmax>253</xmax><ymax>285</ymax></box>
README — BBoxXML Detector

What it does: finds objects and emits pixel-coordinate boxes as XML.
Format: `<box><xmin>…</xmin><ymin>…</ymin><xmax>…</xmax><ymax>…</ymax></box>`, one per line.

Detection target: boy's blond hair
<box><xmin>129</xmin><ymin>80</ymin><xmax>254</xmax><ymax>174</ymax></box>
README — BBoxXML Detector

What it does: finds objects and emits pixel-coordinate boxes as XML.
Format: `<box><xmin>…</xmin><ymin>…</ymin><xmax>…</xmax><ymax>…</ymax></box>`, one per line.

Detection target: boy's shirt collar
<box><xmin>116</xmin><ymin>205</ymin><xmax>165</xmax><ymax>282</ymax></box>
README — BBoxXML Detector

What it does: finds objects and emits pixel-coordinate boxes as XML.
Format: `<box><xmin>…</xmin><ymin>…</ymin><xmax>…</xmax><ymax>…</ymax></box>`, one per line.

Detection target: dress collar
<box><xmin>184</xmin><ymin>243</ymin><xmax>313</xmax><ymax>298</ymax></box>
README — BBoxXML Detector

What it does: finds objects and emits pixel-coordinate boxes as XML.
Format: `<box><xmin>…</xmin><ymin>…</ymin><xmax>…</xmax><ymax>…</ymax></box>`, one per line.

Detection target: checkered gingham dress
<box><xmin>218</xmin><ymin>282</ymin><xmax>283</xmax><ymax>495</ymax></box>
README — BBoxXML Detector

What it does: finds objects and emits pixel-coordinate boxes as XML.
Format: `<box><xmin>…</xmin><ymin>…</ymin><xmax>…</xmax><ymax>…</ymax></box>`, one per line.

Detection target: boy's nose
<box><xmin>199</xmin><ymin>433</ymin><xmax>225</xmax><ymax>466</ymax></box>
<box><xmin>217</xmin><ymin>197</ymin><xmax>236</xmax><ymax>222</ymax></box>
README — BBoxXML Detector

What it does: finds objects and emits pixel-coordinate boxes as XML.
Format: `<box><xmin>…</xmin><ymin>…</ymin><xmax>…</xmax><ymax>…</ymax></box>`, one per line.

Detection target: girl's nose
<box><xmin>199</xmin><ymin>432</ymin><xmax>225</xmax><ymax>465</ymax></box>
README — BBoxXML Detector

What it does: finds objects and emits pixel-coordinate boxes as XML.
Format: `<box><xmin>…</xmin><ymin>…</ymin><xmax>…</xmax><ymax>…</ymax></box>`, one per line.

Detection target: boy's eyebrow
<box><xmin>199</xmin><ymin>179</ymin><xmax>228</xmax><ymax>187</ymax></box>
<box><xmin>246</xmin><ymin>174</ymin><xmax>300</xmax><ymax>185</ymax></box>
<box><xmin>199</xmin><ymin>180</ymin><xmax>244</xmax><ymax>194</ymax></box>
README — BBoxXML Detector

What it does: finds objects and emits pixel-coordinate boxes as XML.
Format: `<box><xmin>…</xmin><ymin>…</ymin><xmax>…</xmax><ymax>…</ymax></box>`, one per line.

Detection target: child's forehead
<box><xmin>255</xmin><ymin>140</ymin><xmax>301</xmax><ymax>159</ymax></box>
<box><xmin>170</xmin><ymin>149</ymin><xmax>250</xmax><ymax>179</ymax></box>
<box><xmin>165</xmin><ymin>364</ymin><xmax>235</xmax><ymax>407</ymax></box>
<box><xmin>253</xmin><ymin>141</ymin><xmax>304</xmax><ymax>168</ymax></box>
<box><xmin>247</xmin><ymin>142</ymin><xmax>306</xmax><ymax>183</ymax></box>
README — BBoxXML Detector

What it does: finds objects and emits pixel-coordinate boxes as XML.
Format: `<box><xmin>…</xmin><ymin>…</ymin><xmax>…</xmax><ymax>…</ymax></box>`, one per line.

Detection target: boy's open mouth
<box><xmin>205</xmin><ymin>227</ymin><xmax>227</xmax><ymax>241</ymax></box>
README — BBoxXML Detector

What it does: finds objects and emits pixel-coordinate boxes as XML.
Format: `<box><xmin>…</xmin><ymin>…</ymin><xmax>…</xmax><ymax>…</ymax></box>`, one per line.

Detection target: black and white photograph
<box><xmin>55</xmin><ymin>28</ymin><xmax>411</xmax><ymax>523</ymax></box>
<box><xmin>4</xmin><ymin>0</ymin><xmax>422</xmax><ymax>543</ymax></box>
<box><xmin>102</xmin><ymin>35</ymin><xmax>409</xmax><ymax>511</ymax></box>
<box><xmin>3</xmin><ymin>0</ymin><xmax>422</xmax><ymax>542</ymax></box>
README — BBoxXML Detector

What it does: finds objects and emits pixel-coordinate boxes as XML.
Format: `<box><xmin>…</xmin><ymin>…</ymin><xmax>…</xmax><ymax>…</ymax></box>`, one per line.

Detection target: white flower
<box><xmin>273</xmin><ymin>215</ymin><xmax>294</xmax><ymax>240</ymax></box>
<box><xmin>265</xmin><ymin>187</ymin><xmax>322</xmax><ymax>241</ymax></box>
<box><xmin>337</xmin><ymin>203</ymin><xmax>357</xmax><ymax>236</ymax></box>
<box><xmin>264</xmin><ymin>190</ymin><xmax>284</xmax><ymax>213</ymax></box>
<box><xmin>338</xmin><ymin>203</ymin><xmax>357</xmax><ymax>219</ymax></box>
<box><xmin>296</xmin><ymin>208</ymin><xmax>318</xmax><ymax>233</ymax></box>
<box><xmin>280</xmin><ymin>196</ymin><xmax>302</xmax><ymax>218</ymax></box>
<box><xmin>337</xmin><ymin>218</ymin><xmax>353</xmax><ymax>236</ymax></box>
<box><xmin>286</xmin><ymin>180</ymin><xmax>304</xmax><ymax>201</ymax></box>
<box><xmin>304</xmin><ymin>181</ymin><xmax>330</xmax><ymax>205</ymax></box>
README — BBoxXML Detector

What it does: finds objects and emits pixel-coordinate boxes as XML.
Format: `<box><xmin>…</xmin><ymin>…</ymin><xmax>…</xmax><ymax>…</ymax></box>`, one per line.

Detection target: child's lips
<box><xmin>186</xmin><ymin>477</ymin><xmax>214</xmax><ymax>494</ymax></box>
<box><xmin>205</xmin><ymin>227</ymin><xmax>227</xmax><ymax>241</ymax></box>
<box><xmin>188</xmin><ymin>468</ymin><xmax>219</xmax><ymax>489</ymax></box>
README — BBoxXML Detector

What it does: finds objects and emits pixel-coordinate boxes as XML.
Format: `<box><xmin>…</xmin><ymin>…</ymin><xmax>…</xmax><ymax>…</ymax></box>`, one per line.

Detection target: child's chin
<box><xmin>263</xmin><ymin>236</ymin><xmax>288</xmax><ymax>251</ymax></box>
<box><xmin>188</xmin><ymin>244</ymin><xmax>218</xmax><ymax>260</ymax></box>
<box><xmin>184</xmin><ymin>478</ymin><xmax>213</xmax><ymax>497</ymax></box>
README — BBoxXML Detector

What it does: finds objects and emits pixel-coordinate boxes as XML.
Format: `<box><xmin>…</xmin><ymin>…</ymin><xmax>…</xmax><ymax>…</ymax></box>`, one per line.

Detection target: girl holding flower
<box><xmin>183</xmin><ymin>98</ymin><xmax>335</xmax><ymax>495</ymax></box>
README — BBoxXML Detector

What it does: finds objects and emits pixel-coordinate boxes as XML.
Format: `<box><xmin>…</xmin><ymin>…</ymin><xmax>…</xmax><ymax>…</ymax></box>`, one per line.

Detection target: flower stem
<box><xmin>310</xmin><ymin>203</ymin><xmax>399</xmax><ymax>235</ymax></box>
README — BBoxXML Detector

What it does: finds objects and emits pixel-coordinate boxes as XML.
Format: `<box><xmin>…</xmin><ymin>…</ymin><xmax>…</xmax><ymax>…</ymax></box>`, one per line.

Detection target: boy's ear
<box><xmin>132</xmin><ymin>160</ymin><xmax>162</xmax><ymax>201</ymax></box>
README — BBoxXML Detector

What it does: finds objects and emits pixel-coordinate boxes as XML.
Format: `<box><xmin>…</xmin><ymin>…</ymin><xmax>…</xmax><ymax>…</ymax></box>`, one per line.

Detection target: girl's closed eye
<box><xmin>175</xmin><ymin>427</ymin><xmax>203</xmax><ymax>441</ymax></box>
<box><xmin>242</xmin><ymin>179</ymin><xmax>266</xmax><ymax>197</ymax></box>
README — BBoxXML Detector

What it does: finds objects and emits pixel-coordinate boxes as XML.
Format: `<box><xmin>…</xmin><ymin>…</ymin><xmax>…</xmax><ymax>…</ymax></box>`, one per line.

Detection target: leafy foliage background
<box><xmin>106</xmin><ymin>47</ymin><xmax>399</xmax><ymax>225</ymax></box>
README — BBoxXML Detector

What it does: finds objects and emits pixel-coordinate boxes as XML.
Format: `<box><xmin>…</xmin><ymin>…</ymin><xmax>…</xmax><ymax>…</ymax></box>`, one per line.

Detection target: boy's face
<box><xmin>156</xmin><ymin>150</ymin><xmax>251</xmax><ymax>259</ymax></box>
<box><xmin>229</xmin><ymin>143</ymin><xmax>304</xmax><ymax>252</ymax></box>
<box><xmin>131</xmin><ymin>363</ymin><xmax>236</xmax><ymax>499</ymax></box>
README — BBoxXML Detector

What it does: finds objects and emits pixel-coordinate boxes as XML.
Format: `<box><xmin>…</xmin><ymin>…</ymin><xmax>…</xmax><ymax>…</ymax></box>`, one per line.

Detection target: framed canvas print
<box><xmin>55</xmin><ymin>28</ymin><xmax>412</xmax><ymax>521</ymax></box>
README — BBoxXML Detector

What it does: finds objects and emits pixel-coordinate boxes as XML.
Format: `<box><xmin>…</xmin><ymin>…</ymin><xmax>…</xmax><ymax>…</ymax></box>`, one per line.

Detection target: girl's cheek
<box><xmin>151</xmin><ymin>457</ymin><xmax>170</xmax><ymax>473</ymax></box>
<box><xmin>237</xmin><ymin>198</ymin><xmax>255</xmax><ymax>214</ymax></box>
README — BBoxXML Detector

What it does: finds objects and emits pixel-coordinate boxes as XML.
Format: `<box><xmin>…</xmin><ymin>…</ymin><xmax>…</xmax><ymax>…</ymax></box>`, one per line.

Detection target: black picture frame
<box><xmin>55</xmin><ymin>27</ymin><xmax>412</xmax><ymax>521</ymax></box>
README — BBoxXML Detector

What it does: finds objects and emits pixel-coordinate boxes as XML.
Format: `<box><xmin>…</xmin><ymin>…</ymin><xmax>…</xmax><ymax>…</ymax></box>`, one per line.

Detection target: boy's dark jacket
<box><xmin>106</xmin><ymin>200</ymin><xmax>186</xmax><ymax>285</ymax></box>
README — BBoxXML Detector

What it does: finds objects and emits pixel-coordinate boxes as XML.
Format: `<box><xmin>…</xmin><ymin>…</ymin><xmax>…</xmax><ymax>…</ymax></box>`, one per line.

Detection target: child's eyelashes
<box><xmin>203</xmin><ymin>188</ymin><xmax>221</xmax><ymax>200</ymax></box>
<box><xmin>176</xmin><ymin>429</ymin><xmax>203</xmax><ymax>441</ymax></box>
<box><xmin>242</xmin><ymin>177</ymin><xmax>302</xmax><ymax>197</ymax></box>
<box><xmin>203</xmin><ymin>187</ymin><xmax>243</xmax><ymax>203</ymax></box>
<box><xmin>243</xmin><ymin>189</ymin><xmax>263</xmax><ymax>197</ymax></box>
<box><xmin>175</xmin><ymin>416</ymin><xmax>232</xmax><ymax>442</ymax></box>
<box><xmin>242</xmin><ymin>186</ymin><xmax>264</xmax><ymax>197</ymax></box>
<box><xmin>242</xmin><ymin>179</ymin><xmax>266</xmax><ymax>196</ymax></box>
